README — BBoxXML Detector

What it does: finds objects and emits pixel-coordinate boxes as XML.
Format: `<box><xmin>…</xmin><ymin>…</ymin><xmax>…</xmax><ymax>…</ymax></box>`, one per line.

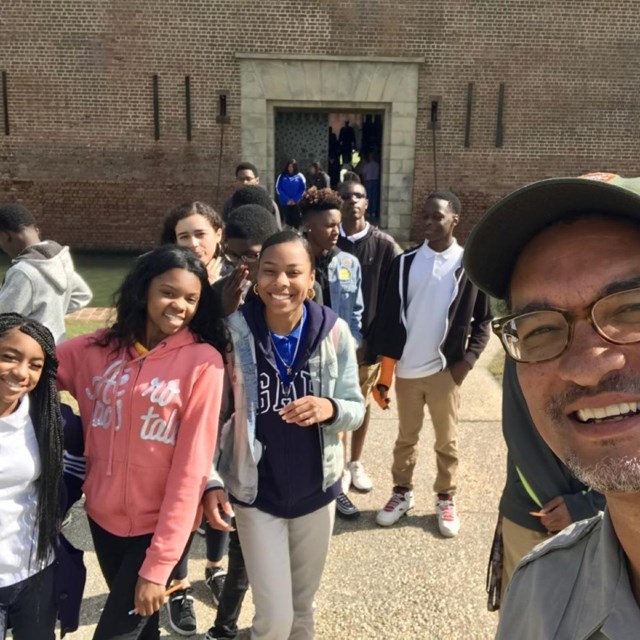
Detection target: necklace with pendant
<box><xmin>269</xmin><ymin>308</ymin><xmax>305</xmax><ymax>377</ymax></box>
<box><xmin>269</xmin><ymin>329</ymin><xmax>303</xmax><ymax>377</ymax></box>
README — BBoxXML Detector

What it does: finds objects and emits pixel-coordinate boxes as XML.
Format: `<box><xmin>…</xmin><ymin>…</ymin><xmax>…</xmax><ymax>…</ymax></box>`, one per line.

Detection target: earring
<box><xmin>253</xmin><ymin>284</ymin><xmax>259</xmax><ymax>295</ymax></box>
<box><xmin>307</xmin><ymin>287</ymin><xmax>316</xmax><ymax>300</ymax></box>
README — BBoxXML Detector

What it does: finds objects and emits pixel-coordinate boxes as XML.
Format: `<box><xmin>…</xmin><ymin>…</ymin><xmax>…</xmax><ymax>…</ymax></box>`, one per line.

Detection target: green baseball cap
<box><xmin>463</xmin><ymin>173</ymin><xmax>640</xmax><ymax>300</ymax></box>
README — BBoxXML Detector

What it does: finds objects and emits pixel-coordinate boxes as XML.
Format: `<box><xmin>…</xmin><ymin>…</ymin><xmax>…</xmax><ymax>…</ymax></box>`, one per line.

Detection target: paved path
<box><xmin>63</xmin><ymin>337</ymin><xmax>505</xmax><ymax>640</ymax></box>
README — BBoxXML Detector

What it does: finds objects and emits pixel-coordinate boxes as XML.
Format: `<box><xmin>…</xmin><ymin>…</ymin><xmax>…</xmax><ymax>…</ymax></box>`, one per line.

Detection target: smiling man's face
<box><xmin>512</xmin><ymin>216</ymin><xmax>640</xmax><ymax>493</ymax></box>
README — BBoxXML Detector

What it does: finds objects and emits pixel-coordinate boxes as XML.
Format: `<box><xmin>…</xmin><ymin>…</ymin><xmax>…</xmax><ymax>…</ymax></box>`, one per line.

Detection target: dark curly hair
<box><xmin>0</xmin><ymin>313</ymin><xmax>63</xmax><ymax>565</ymax></box>
<box><xmin>160</xmin><ymin>201</ymin><xmax>223</xmax><ymax>245</ymax></box>
<box><xmin>95</xmin><ymin>245</ymin><xmax>230</xmax><ymax>358</ymax></box>
<box><xmin>299</xmin><ymin>187</ymin><xmax>343</xmax><ymax>222</ymax></box>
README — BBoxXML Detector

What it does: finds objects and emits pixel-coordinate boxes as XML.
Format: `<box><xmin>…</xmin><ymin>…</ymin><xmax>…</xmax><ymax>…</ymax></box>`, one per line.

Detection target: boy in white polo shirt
<box><xmin>371</xmin><ymin>191</ymin><xmax>491</xmax><ymax>537</ymax></box>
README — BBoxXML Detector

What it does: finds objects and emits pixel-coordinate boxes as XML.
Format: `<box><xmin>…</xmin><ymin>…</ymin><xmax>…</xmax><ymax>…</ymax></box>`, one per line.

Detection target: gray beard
<box><xmin>564</xmin><ymin>453</ymin><xmax>640</xmax><ymax>493</ymax></box>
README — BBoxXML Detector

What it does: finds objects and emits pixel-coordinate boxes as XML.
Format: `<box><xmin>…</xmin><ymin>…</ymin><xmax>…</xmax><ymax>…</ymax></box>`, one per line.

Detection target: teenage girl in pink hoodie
<box><xmin>56</xmin><ymin>246</ymin><xmax>229</xmax><ymax>640</ymax></box>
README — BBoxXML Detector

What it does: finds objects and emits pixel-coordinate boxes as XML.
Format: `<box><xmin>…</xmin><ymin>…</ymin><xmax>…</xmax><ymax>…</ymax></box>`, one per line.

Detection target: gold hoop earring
<box><xmin>307</xmin><ymin>287</ymin><xmax>316</xmax><ymax>300</ymax></box>
<box><xmin>253</xmin><ymin>284</ymin><xmax>259</xmax><ymax>295</ymax></box>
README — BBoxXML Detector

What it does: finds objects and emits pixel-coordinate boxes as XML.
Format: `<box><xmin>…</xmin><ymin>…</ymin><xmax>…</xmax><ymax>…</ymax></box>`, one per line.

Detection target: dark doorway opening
<box><xmin>274</xmin><ymin>109</ymin><xmax>384</xmax><ymax>222</ymax></box>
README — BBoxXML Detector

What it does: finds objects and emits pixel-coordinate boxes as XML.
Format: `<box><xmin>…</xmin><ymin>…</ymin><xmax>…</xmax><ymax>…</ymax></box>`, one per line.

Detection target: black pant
<box><xmin>282</xmin><ymin>204</ymin><xmax>301</xmax><ymax>229</ymax></box>
<box><xmin>89</xmin><ymin>518</ymin><xmax>193</xmax><ymax>640</ymax></box>
<box><xmin>173</xmin><ymin>521</ymin><xmax>229</xmax><ymax>581</ymax></box>
<box><xmin>0</xmin><ymin>563</ymin><xmax>56</xmax><ymax>640</ymax></box>
<box><xmin>210</xmin><ymin>524</ymin><xmax>249</xmax><ymax>639</ymax></box>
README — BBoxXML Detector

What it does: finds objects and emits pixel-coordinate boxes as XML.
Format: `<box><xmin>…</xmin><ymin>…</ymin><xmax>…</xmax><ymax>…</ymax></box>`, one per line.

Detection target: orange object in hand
<box><xmin>373</xmin><ymin>356</ymin><xmax>397</xmax><ymax>410</ymax></box>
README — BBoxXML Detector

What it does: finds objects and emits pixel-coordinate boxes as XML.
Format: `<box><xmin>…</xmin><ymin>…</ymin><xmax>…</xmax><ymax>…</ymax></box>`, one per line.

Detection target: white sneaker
<box><xmin>436</xmin><ymin>494</ymin><xmax>460</xmax><ymax>537</ymax></box>
<box><xmin>348</xmin><ymin>461</ymin><xmax>373</xmax><ymax>492</ymax></box>
<box><xmin>341</xmin><ymin>468</ymin><xmax>351</xmax><ymax>494</ymax></box>
<box><xmin>376</xmin><ymin>490</ymin><xmax>415</xmax><ymax>526</ymax></box>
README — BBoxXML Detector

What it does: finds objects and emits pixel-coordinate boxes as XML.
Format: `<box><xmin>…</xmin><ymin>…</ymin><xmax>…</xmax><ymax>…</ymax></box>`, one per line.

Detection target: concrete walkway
<box><xmin>63</xmin><ymin>337</ymin><xmax>505</xmax><ymax>640</ymax></box>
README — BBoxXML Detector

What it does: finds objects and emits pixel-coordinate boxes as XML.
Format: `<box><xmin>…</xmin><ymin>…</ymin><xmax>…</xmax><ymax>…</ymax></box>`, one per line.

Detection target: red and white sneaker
<box><xmin>376</xmin><ymin>489</ymin><xmax>415</xmax><ymax>526</ymax></box>
<box><xmin>436</xmin><ymin>493</ymin><xmax>460</xmax><ymax>537</ymax></box>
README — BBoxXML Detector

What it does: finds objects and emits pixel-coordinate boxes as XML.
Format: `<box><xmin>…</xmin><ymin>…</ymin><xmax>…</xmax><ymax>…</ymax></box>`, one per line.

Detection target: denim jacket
<box><xmin>328</xmin><ymin>251</ymin><xmax>364</xmax><ymax>344</ymax></box>
<box><xmin>212</xmin><ymin>309</ymin><xmax>365</xmax><ymax>505</ymax></box>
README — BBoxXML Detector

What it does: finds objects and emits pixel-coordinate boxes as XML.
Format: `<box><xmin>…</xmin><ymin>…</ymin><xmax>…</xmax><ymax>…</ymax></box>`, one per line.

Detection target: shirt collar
<box><xmin>421</xmin><ymin>238</ymin><xmax>462</xmax><ymax>260</ymax></box>
<box><xmin>340</xmin><ymin>222</ymin><xmax>370</xmax><ymax>241</ymax></box>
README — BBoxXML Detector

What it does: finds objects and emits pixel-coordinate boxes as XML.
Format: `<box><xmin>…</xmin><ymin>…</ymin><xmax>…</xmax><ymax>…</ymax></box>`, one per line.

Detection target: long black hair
<box><xmin>95</xmin><ymin>245</ymin><xmax>230</xmax><ymax>358</ymax></box>
<box><xmin>0</xmin><ymin>313</ymin><xmax>63</xmax><ymax>564</ymax></box>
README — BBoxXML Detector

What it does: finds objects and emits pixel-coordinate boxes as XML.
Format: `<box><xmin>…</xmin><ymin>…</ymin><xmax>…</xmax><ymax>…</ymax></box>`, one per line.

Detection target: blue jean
<box><xmin>0</xmin><ymin>563</ymin><xmax>56</xmax><ymax>640</ymax></box>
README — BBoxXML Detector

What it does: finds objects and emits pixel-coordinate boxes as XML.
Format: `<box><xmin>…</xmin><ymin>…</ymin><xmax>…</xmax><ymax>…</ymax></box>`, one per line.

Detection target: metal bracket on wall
<box><xmin>216</xmin><ymin>90</ymin><xmax>230</xmax><ymax>124</ymax></box>
<box><xmin>496</xmin><ymin>83</ymin><xmax>505</xmax><ymax>148</ymax></box>
<box><xmin>464</xmin><ymin>83</ymin><xmax>473</xmax><ymax>147</ymax></box>
<box><xmin>152</xmin><ymin>74</ymin><xmax>160</xmax><ymax>140</ymax></box>
<box><xmin>185</xmin><ymin>76</ymin><xmax>192</xmax><ymax>141</ymax></box>
<box><xmin>427</xmin><ymin>96</ymin><xmax>441</xmax><ymax>130</ymax></box>
<box><xmin>2</xmin><ymin>71</ymin><xmax>9</xmax><ymax>136</ymax></box>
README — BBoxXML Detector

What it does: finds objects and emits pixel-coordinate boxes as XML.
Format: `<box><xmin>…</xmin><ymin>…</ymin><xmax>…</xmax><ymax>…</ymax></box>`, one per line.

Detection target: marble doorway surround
<box><xmin>236</xmin><ymin>53</ymin><xmax>423</xmax><ymax>239</ymax></box>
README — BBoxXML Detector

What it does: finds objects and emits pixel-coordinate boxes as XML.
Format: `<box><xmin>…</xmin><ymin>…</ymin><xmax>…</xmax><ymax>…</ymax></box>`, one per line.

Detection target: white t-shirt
<box><xmin>340</xmin><ymin>222</ymin><xmax>370</xmax><ymax>242</ymax></box>
<box><xmin>0</xmin><ymin>395</ymin><xmax>52</xmax><ymax>586</ymax></box>
<box><xmin>396</xmin><ymin>240</ymin><xmax>463</xmax><ymax>379</ymax></box>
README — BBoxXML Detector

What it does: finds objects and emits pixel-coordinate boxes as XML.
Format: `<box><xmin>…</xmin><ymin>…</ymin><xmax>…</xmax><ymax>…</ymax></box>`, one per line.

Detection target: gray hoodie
<box><xmin>0</xmin><ymin>241</ymin><xmax>92</xmax><ymax>343</ymax></box>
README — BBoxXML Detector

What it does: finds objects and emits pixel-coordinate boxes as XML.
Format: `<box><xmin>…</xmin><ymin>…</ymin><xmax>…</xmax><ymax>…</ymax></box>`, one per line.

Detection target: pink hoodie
<box><xmin>57</xmin><ymin>328</ymin><xmax>224</xmax><ymax>585</ymax></box>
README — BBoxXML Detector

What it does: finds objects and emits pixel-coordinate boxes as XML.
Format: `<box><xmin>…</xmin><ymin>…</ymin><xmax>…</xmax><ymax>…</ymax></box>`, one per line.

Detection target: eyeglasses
<box><xmin>224</xmin><ymin>250</ymin><xmax>261</xmax><ymax>265</ymax></box>
<box><xmin>342</xmin><ymin>192</ymin><xmax>366</xmax><ymax>201</ymax></box>
<box><xmin>492</xmin><ymin>287</ymin><xmax>640</xmax><ymax>363</ymax></box>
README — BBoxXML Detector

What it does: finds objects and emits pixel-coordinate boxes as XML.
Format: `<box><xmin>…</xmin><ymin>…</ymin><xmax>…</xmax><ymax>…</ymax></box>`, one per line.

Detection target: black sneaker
<box><xmin>205</xmin><ymin>567</ymin><xmax>227</xmax><ymax>606</ymax></box>
<box><xmin>336</xmin><ymin>492</ymin><xmax>360</xmax><ymax>519</ymax></box>
<box><xmin>205</xmin><ymin>627</ymin><xmax>236</xmax><ymax>640</ymax></box>
<box><xmin>165</xmin><ymin>587</ymin><xmax>197</xmax><ymax>636</ymax></box>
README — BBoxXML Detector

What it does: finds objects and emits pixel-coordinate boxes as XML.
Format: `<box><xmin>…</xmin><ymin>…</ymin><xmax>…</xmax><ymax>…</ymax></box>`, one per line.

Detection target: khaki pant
<box><xmin>501</xmin><ymin>516</ymin><xmax>549</xmax><ymax>602</ymax></box>
<box><xmin>359</xmin><ymin>362</ymin><xmax>381</xmax><ymax>405</ymax></box>
<box><xmin>393</xmin><ymin>370</ymin><xmax>460</xmax><ymax>494</ymax></box>
<box><xmin>235</xmin><ymin>502</ymin><xmax>335</xmax><ymax>640</ymax></box>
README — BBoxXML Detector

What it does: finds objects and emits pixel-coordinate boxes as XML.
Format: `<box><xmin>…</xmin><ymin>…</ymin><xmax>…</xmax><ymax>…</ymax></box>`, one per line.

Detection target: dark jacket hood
<box><xmin>13</xmin><ymin>240</ymin><xmax>73</xmax><ymax>294</ymax></box>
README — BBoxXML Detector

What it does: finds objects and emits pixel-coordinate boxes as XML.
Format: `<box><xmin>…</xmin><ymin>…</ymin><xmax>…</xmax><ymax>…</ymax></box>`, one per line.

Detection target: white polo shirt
<box><xmin>396</xmin><ymin>240</ymin><xmax>463</xmax><ymax>379</ymax></box>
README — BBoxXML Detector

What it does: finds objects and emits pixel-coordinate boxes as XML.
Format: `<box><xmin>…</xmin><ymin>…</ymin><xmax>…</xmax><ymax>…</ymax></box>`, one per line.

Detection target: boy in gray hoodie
<box><xmin>0</xmin><ymin>203</ymin><xmax>92</xmax><ymax>343</ymax></box>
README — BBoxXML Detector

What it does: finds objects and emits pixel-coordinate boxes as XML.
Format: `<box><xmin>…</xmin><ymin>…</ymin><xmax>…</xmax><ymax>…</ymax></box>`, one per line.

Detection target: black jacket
<box><xmin>337</xmin><ymin>225</ymin><xmax>398</xmax><ymax>353</ymax></box>
<box><xmin>500</xmin><ymin>359</ymin><xmax>605</xmax><ymax>532</ymax></box>
<box><xmin>371</xmin><ymin>244</ymin><xmax>492</xmax><ymax>368</ymax></box>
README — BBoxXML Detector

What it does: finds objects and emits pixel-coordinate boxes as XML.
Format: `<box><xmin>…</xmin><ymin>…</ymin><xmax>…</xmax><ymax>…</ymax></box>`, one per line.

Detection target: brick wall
<box><xmin>2</xmin><ymin>1</ymin><xmax>639</xmax><ymax>249</ymax></box>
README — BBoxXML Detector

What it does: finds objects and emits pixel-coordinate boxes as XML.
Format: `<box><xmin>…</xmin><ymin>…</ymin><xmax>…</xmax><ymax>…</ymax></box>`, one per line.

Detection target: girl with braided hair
<box><xmin>0</xmin><ymin>313</ymin><xmax>64</xmax><ymax>639</ymax></box>
<box><xmin>56</xmin><ymin>245</ymin><xmax>229</xmax><ymax>640</ymax></box>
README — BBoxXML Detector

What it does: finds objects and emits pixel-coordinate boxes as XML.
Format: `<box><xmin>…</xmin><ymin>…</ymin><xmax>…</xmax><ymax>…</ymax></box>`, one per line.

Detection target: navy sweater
<box><xmin>235</xmin><ymin>299</ymin><xmax>341</xmax><ymax>518</ymax></box>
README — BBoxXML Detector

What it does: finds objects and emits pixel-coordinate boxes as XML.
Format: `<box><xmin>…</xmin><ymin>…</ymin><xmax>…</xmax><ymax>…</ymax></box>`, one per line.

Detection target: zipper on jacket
<box><xmin>437</xmin><ymin>264</ymin><xmax>464</xmax><ymax>370</ymax></box>
<box><xmin>124</xmin><ymin>359</ymin><xmax>144</xmax><ymax>535</ymax></box>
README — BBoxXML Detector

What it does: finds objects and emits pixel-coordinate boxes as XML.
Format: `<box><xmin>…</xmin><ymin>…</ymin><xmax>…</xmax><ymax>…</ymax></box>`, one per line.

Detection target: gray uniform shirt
<box><xmin>498</xmin><ymin>510</ymin><xmax>640</xmax><ymax>639</ymax></box>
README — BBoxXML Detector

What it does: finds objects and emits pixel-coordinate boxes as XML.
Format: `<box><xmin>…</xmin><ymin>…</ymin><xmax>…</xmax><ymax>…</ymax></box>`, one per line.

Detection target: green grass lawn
<box><xmin>66</xmin><ymin>317</ymin><xmax>108</xmax><ymax>338</ymax></box>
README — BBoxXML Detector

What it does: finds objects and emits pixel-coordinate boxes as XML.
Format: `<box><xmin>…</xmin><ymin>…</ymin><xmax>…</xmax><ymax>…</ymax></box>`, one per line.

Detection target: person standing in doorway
<box><xmin>328</xmin><ymin>127</ymin><xmax>341</xmax><ymax>188</ymax></box>
<box><xmin>337</xmin><ymin>180</ymin><xmax>399</xmax><ymax>495</ymax></box>
<box><xmin>222</xmin><ymin>162</ymin><xmax>281</xmax><ymax>228</ymax></box>
<box><xmin>275</xmin><ymin>160</ymin><xmax>306</xmax><ymax>229</ymax></box>
<box><xmin>372</xmin><ymin>191</ymin><xmax>492</xmax><ymax>537</ymax></box>
<box><xmin>358</xmin><ymin>153</ymin><xmax>381</xmax><ymax>221</ymax></box>
<box><xmin>307</xmin><ymin>162</ymin><xmax>331</xmax><ymax>190</ymax></box>
<box><xmin>338</xmin><ymin>121</ymin><xmax>356</xmax><ymax>165</ymax></box>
